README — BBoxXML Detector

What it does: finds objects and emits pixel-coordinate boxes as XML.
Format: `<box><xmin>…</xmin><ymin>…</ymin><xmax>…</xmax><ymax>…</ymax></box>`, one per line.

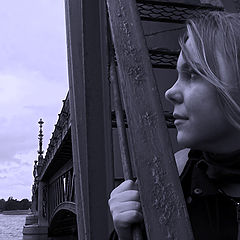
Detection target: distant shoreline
<box><xmin>0</xmin><ymin>209</ymin><xmax>31</xmax><ymax>215</ymax></box>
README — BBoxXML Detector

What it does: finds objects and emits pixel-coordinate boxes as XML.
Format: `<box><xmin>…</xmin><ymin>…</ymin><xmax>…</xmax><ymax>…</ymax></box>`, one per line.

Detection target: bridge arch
<box><xmin>48</xmin><ymin>202</ymin><xmax>77</xmax><ymax>239</ymax></box>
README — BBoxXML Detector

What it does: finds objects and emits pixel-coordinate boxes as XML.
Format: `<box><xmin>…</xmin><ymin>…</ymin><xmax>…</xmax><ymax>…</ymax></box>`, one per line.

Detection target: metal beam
<box><xmin>65</xmin><ymin>0</ymin><xmax>114</xmax><ymax>239</ymax></box>
<box><xmin>107</xmin><ymin>0</ymin><xmax>194</xmax><ymax>239</ymax></box>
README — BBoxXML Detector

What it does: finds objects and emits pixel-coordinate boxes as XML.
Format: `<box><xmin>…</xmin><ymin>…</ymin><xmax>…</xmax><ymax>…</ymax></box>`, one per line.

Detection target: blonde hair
<box><xmin>179</xmin><ymin>11</ymin><xmax>240</xmax><ymax>129</ymax></box>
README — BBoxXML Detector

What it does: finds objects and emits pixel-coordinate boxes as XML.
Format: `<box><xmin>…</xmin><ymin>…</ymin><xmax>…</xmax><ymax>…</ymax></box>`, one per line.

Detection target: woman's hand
<box><xmin>108</xmin><ymin>180</ymin><xmax>143</xmax><ymax>240</ymax></box>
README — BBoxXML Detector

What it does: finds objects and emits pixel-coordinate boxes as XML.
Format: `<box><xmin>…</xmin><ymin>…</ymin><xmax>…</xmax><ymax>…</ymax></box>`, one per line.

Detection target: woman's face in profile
<box><xmin>165</xmin><ymin>35</ymin><xmax>238</xmax><ymax>153</ymax></box>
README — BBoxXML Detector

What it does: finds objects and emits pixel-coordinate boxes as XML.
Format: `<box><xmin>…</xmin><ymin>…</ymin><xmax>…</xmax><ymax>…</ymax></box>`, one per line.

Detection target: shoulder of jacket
<box><xmin>174</xmin><ymin>148</ymin><xmax>190</xmax><ymax>176</ymax></box>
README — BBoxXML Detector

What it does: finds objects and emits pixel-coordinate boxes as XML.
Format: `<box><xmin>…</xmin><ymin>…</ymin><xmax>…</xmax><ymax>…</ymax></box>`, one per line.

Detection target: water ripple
<box><xmin>0</xmin><ymin>214</ymin><xmax>26</xmax><ymax>240</ymax></box>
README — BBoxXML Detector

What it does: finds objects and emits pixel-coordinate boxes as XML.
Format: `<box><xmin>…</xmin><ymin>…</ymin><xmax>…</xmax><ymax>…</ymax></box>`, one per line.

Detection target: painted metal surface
<box><xmin>111</xmin><ymin>58</ymin><xmax>144</xmax><ymax>240</ymax></box>
<box><xmin>107</xmin><ymin>0</ymin><xmax>194</xmax><ymax>239</ymax></box>
<box><xmin>65</xmin><ymin>0</ymin><xmax>114</xmax><ymax>239</ymax></box>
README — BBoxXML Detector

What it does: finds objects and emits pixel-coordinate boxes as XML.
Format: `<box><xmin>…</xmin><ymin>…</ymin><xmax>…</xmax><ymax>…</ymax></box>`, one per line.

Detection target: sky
<box><xmin>0</xmin><ymin>0</ymin><xmax>69</xmax><ymax>200</ymax></box>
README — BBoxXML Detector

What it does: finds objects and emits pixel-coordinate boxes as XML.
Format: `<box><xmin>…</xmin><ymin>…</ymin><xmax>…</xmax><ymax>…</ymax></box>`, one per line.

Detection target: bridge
<box><xmin>22</xmin><ymin>0</ymin><xmax>236</xmax><ymax>239</ymax></box>
<box><xmin>23</xmin><ymin>95</ymin><xmax>76</xmax><ymax>239</ymax></box>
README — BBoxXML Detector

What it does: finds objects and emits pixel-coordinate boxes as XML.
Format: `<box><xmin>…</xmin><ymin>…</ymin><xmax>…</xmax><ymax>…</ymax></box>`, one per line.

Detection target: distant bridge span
<box><xmin>23</xmin><ymin>95</ymin><xmax>79</xmax><ymax>239</ymax></box>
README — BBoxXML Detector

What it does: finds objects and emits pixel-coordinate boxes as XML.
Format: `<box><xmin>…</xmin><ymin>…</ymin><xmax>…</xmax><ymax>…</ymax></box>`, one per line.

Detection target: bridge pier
<box><xmin>23</xmin><ymin>224</ymin><xmax>48</xmax><ymax>240</ymax></box>
<box><xmin>23</xmin><ymin>181</ymin><xmax>49</xmax><ymax>240</ymax></box>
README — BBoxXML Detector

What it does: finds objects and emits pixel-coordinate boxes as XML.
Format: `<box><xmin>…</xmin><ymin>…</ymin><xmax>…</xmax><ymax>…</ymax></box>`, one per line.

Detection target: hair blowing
<box><xmin>179</xmin><ymin>11</ymin><xmax>240</xmax><ymax>129</ymax></box>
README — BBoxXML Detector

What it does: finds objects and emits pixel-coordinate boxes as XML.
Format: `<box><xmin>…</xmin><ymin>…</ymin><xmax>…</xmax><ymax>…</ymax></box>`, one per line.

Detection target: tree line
<box><xmin>0</xmin><ymin>197</ymin><xmax>31</xmax><ymax>211</ymax></box>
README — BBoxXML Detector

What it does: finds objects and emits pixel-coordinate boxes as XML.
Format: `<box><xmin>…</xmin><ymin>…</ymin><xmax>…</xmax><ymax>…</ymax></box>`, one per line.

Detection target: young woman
<box><xmin>108</xmin><ymin>11</ymin><xmax>240</xmax><ymax>240</ymax></box>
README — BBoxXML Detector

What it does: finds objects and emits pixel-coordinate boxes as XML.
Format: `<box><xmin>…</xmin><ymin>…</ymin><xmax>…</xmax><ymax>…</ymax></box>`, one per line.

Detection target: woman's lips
<box><xmin>174</xmin><ymin>118</ymin><xmax>187</xmax><ymax>126</ymax></box>
<box><xmin>173</xmin><ymin>113</ymin><xmax>188</xmax><ymax>126</ymax></box>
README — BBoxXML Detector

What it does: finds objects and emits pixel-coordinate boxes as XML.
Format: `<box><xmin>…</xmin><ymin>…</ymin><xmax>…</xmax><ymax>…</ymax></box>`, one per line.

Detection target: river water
<box><xmin>0</xmin><ymin>214</ymin><xmax>26</xmax><ymax>240</ymax></box>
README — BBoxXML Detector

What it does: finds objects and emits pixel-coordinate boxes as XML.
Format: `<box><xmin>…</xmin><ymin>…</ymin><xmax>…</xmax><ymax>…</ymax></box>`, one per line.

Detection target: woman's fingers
<box><xmin>108</xmin><ymin>179</ymin><xmax>143</xmax><ymax>235</ymax></box>
<box><xmin>109</xmin><ymin>200</ymin><xmax>141</xmax><ymax>215</ymax></box>
<box><xmin>110</xmin><ymin>180</ymin><xmax>138</xmax><ymax>198</ymax></box>
<box><xmin>113</xmin><ymin>210</ymin><xmax>143</xmax><ymax>228</ymax></box>
<box><xmin>109</xmin><ymin>189</ymin><xmax>140</xmax><ymax>204</ymax></box>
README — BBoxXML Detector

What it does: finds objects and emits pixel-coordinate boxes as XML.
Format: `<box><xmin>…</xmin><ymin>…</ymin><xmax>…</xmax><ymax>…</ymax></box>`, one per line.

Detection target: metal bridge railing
<box><xmin>137</xmin><ymin>0</ymin><xmax>224</xmax><ymax>23</ymax></box>
<box><xmin>41</xmin><ymin>94</ymin><xmax>71</xmax><ymax>172</ymax></box>
<box><xmin>149</xmin><ymin>48</ymin><xmax>179</xmax><ymax>69</ymax></box>
<box><xmin>48</xmin><ymin>168</ymin><xmax>75</xmax><ymax>220</ymax></box>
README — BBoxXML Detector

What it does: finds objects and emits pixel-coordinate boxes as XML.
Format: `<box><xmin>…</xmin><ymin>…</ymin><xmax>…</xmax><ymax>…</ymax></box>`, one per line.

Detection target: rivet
<box><xmin>194</xmin><ymin>188</ymin><xmax>203</xmax><ymax>195</ymax></box>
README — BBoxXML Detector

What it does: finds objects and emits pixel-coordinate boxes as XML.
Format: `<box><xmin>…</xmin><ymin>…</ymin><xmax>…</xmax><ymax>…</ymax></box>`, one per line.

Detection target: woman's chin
<box><xmin>176</xmin><ymin>133</ymin><xmax>192</xmax><ymax>149</ymax></box>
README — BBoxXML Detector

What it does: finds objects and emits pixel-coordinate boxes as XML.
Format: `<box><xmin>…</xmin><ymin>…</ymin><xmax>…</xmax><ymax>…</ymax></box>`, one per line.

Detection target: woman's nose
<box><xmin>165</xmin><ymin>82</ymin><xmax>183</xmax><ymax>104</ymax></box>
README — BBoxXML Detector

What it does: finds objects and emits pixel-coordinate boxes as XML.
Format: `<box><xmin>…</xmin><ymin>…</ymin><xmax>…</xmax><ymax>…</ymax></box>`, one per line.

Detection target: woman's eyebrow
<box><xmin>177</xmin><ymin>61</ymin><xmax>203</xmax><ymax>73</ymax></box>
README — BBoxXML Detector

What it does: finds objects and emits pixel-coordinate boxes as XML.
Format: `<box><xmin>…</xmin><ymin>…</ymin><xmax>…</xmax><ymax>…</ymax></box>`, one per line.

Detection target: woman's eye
<box><xmin>178</xmin><ymin>69</ymin><xmax>200</xmax><ymax>81</ymax></box>
<box><xmin>181</xmin><ymin>71</ymin><xmax>196</xmax><ymax>80</ymax></box>
<box><xmin>190</xmin><ymin>71</ymin><xmax>198</xmax><ymax>79</ymax></box>
<box><xmin>186</xmin><ymin>69</ymin><xmax>199</xmax><ymax>80</ymax></box>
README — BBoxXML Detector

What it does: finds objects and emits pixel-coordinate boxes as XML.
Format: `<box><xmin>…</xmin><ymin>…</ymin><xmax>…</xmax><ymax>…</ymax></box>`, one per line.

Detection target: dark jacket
<box><xmin>110</xmin><ymin>149</ymin><xmax>240</xmax><ymax>240</ymax></box>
